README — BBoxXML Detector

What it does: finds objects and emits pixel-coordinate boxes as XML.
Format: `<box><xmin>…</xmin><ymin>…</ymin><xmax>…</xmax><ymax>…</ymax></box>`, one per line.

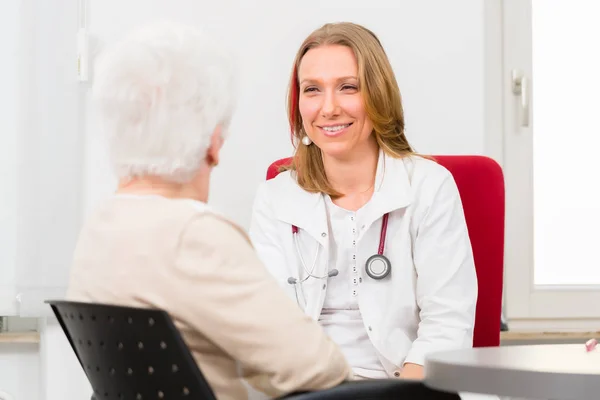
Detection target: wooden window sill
<box><xmin>0</xmin><ymin>332</ymin><xmax>40</xmax><ymax>344</ymax></box>
<box><xmin>501</xmin><ymin>331</ymin><xmax>600</xmax><ymax>341</ymax></box>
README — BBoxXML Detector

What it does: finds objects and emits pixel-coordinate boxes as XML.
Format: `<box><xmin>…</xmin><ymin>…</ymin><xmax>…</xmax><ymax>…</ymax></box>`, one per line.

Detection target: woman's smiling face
<box><xmin>298</xmin><ymin>44</ymin><xmax>374</xmax><ymax>159</ymax></box>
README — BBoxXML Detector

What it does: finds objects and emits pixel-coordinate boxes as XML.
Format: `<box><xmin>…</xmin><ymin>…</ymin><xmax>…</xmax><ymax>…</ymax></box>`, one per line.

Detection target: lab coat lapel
<box><xmin>361</xmin><ymin>150</ymin><xmax>413</xmax><ymax>233</ymax></box>
<box><xmin>271</xmin><ymin>173</ymin><xmax>329</xmax><ymax>320</ymax></box>
<box><xmin>271</xmin><ymin>152</ymin><xmax>414</xmax><ymax>242</ymax></box>
<box><xmin>272</xmin><ymin>174</ymin><xmax>329</xmax><ymax>247</ymax></box>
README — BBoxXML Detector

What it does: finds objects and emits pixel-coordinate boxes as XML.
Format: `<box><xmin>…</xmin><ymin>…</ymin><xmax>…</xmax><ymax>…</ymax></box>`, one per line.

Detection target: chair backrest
<box><xmin>266</xmin><ymin>155</ymin><xmax>504</xmax><ymax>347</ymax></box>
<box><xmin>47</xmin><ymin>300</ymin><xmax>216</xmax><ymax>400</ymax></box>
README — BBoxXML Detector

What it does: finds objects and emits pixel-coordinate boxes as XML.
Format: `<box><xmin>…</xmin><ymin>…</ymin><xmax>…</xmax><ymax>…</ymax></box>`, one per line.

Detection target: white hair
<box><xmin>92</xmin><ymin>21</ymin><xmax>236</xmax><ymax>183</ymax></box>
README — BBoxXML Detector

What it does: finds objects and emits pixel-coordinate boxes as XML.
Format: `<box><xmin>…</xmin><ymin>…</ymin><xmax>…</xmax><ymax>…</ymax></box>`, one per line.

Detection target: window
<box><xmin>532</xmin><ymin>0</ymin><xmax>600</xmax><ymax>285</ymax></box>
<box><xmin>503</xmin><ymin>0</ymin><xmax>600</xmax><ymax>324</ymax></box>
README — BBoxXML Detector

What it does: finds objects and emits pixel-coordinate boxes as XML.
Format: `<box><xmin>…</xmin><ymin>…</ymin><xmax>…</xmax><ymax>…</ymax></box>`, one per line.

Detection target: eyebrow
<box><xmin>299</xmin><ymin>76</ymin><xmax>358</xmax><ymax>85</ymax></box>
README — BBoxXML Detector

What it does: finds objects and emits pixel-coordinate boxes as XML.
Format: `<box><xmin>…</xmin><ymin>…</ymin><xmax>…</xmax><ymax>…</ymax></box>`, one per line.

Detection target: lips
<box><xmin>318</xmin><ymin>122</ymin><xmax>353</xmax><ymax>137</ymax></box>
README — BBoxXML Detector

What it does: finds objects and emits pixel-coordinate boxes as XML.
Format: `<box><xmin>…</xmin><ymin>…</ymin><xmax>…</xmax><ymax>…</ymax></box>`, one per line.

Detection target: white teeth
<box><xmin>322</xmin><ymin>124</ymin><xmax>350</xmax><ymax>132</ymax></box>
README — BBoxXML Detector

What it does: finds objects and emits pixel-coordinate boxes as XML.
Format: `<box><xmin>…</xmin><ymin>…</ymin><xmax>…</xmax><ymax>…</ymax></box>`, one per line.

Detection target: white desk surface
<box><xmin>425</xmin><ymin>344</ymin><xmax>600</xmax><ymax>400</ymax></box>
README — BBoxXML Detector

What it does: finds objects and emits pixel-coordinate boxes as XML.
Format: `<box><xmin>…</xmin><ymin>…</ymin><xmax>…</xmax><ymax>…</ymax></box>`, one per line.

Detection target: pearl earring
<box><xmin>301</xmin><ymin>135</ymin><xmax>312</xmax><ymax>146</ymax></box>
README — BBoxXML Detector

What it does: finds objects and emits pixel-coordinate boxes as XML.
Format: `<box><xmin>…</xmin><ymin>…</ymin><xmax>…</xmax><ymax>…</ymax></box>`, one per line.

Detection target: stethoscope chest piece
<box><xmin>365</xmin><ymin>254</ymin><xmax>391</xmax><ymax>280</ymax></box>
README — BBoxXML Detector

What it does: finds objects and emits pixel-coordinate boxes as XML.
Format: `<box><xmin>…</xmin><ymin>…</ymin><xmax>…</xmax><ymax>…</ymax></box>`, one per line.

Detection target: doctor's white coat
<box><xmin>249</xmin><ymin>152</ymin><xmax>478</xmax><ymax>376</ymax></box>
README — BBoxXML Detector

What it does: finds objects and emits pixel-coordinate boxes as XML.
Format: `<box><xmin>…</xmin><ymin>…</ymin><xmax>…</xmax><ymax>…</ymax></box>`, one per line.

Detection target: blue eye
<box><xmin>341</xmin><ymin>85</ymin><xmax>358</xmax><ymax>91</ymax></box>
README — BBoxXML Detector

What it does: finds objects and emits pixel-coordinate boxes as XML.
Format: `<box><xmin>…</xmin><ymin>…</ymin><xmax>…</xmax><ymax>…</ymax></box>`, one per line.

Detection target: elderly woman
<box><xmin>66</xmin><ymin>22</ymin><xmax>351</xmax><ymax>400</ymax></box>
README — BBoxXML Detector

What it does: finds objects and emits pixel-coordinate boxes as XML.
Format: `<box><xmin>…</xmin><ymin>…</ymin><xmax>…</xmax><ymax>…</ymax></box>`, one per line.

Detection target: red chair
<box><xmin>266</xmin><ymin>155</ymin><xmax>504</xmax><ymax>348</ymax></box>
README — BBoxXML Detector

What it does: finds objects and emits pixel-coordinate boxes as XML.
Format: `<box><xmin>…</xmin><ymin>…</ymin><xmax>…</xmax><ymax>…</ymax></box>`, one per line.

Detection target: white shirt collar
<box><xmin>271</xmin><ymin>149</ymin><xmax>415</xmax><ymax>242</ymax></box>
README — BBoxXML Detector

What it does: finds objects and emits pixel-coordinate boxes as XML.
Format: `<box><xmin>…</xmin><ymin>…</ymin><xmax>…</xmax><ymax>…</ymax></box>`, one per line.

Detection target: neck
<box><xmin>322</xmin><ymin>138</ymin><xmax>380</xmax><ymax>195</ymax></box>
<box><xmin>116</xmin><ymin>172</ymin><xmax>210</xmax><ymax>203</ymax></box>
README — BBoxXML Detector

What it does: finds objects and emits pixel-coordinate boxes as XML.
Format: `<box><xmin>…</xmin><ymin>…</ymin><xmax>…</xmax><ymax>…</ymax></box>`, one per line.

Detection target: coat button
<box><xmin>394</xmin><ymin>370</ymin><xmax>401</xmax><ymax>378</ymax></box>
<box><xmin>321</xmin><ymin>232</ymin><xmax>327</xmax><ymax>237</ymax></box>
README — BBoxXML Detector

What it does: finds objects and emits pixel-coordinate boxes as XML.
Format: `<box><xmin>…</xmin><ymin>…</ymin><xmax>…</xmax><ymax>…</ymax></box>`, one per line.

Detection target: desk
<box><xmin>425</xmin><ymin>344</ymin><xmax>600</xmax><ymax>400</ymax></box>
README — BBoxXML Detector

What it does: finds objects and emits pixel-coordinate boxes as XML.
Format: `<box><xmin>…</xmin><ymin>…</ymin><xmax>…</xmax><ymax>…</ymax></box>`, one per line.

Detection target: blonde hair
<box><xmin>284</xmin><ymin>22</ymin><xmax>415</xmax><ymax>197</ymax></box>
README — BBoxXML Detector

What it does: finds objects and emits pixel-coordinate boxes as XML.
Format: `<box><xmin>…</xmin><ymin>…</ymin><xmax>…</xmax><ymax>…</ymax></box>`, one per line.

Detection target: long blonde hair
<box><xmin>284</xmin><ymin>22</ymin><xmax>415</xmax><ymax>197</ymax></box>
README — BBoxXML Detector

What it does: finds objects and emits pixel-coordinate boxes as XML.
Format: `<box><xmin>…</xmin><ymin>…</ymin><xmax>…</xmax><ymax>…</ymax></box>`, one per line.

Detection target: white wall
<box><xmin>82</xmin><ymin>0</ymin><xmax>487</xmax><ymax>228</ymax></box>
<box><xmin>14</xmin><ymin>0</ymin><xmax>84</xmax><ymax>318</ymax></box>
<box><xmin>0</xmin><ymin>344</ymin><xmax>39</xmax><ymax>400</ymax></box>
<box><xmin>1</xmin><ymin>1</ymin><xmax>491</xmax><ymax>399</ymax></box>
<box><xmin>0</xmin><ymin>0</ymin><xmax>20</xmax><ymax>316</ymax></box>
<box><xmin>39</xmin><ymin>319</ymin><xmax>91</xmax><ymax>400</ymax></box>
<box><xmin>0</xmin><ymin>2</ymin><xmax>35</xmax><ymax>398</ymax></box>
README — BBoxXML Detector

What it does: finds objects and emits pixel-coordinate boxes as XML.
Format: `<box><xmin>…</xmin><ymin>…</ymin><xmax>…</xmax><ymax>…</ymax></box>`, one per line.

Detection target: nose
<box><xmin>320</xmin><ymin>91</ymin><xmax>340</xmax><ymax>118</ymax></box>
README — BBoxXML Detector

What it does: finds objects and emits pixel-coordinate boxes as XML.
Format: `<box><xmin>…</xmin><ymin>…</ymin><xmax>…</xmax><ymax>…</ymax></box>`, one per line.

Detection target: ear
<box><xmin>206</xmin><ymin>125</ymin><xmax>224</xmax><ymax>167</ymax></box>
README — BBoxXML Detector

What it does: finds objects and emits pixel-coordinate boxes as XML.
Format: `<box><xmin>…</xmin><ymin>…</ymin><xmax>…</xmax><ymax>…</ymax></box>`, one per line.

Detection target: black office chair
<box><xmin>47</xmin><ymin>300</ymin><xmax>217</xmax><ymax>400</ymax></box>
<box><xmin>47</xmin><ymin>300</ymin><xmax>459</xmax><ymax>400</ymax></box>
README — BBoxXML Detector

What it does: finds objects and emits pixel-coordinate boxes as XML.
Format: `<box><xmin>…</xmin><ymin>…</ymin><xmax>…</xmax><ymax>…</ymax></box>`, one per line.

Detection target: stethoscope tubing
<box><xmin>291</xmin><ymin>212</ymin><xmax>391</xmax><ymax>283</ymax></box>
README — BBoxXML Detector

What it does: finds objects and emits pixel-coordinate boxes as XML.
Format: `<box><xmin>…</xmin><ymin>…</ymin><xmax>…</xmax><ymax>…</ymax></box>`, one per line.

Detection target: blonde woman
<box><xmin>66</xmin><ymin>22</ymin><xmax>352</xmax><ymax>400</ymax></box>
<box><xmin>250</xmin><ymin>22</ymin><xmax>478</xmax><ymax>381</ymax></box>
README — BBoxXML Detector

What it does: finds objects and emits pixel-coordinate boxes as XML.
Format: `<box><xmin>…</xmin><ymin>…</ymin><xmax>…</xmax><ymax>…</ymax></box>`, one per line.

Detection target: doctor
<box><xmin>249</xmin><ymin>22</ymin><xmax>478</xmax><ymax>381</ymax></box>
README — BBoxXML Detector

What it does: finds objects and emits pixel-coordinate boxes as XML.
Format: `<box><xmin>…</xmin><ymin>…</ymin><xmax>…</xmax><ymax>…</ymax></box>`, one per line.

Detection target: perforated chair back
<box><xmin>47</xmin><ymin>300</ymin><xmax>216</xmax><ymax>400</ymax></box>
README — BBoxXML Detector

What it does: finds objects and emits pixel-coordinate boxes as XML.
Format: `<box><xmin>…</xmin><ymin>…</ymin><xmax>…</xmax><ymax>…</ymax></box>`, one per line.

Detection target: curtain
<box><xmin>13</xmin><ymin>0</ymin><xmax>84</xmax><ymax>317</ymax></box>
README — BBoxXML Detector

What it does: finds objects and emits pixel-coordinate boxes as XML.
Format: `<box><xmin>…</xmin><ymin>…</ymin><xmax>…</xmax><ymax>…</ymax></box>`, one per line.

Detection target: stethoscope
<box><xmin>287</xmin><ymin>212</ymin><xmax>392</xmax><ymax>291</ymax></box>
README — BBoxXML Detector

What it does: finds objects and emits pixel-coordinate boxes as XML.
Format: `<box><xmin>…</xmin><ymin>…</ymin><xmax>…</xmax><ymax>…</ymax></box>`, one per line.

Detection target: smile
<box><xmin>319</xmin><ymin>123</ymin><xmax>353</xmax><ymax>136</ymax></box>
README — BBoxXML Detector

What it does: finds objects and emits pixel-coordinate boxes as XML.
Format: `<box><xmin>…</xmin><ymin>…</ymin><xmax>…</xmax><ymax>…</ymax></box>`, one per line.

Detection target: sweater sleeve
<box><xmin>171</xmin><ymin>214</ymin><xmax>352</xmax><ymax>397</ymax></box>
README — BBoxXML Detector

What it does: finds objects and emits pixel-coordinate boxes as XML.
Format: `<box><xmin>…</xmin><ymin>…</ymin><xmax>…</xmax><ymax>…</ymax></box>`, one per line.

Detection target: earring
<box><xmin>301</xmin><ymin>135</ymin><xmax>312</xmax><ymax>146</ymax></box>
<box><xmin>207</xmin><ymin>156</ymin><xmax>219</xmax><ymax>167</ymax></box>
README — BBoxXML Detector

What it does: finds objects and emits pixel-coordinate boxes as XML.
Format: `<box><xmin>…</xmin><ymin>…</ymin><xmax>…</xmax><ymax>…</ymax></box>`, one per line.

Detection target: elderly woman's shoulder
<box><xmin>175</xmin><ymin>200</ymin><xmax>250</xmax><ymax>245</ymax></box>
<box><xmin>191</xmin><ymin>212</ymin><xmax>251</xmax><ymax>244</ymax></box>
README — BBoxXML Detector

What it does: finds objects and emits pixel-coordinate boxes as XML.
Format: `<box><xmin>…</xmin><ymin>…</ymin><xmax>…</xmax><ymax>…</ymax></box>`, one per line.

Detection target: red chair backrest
<box><xmin>266</xmin><ymin>155</ymin><xmax>504</xmax><ymax>348</ymax></box>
